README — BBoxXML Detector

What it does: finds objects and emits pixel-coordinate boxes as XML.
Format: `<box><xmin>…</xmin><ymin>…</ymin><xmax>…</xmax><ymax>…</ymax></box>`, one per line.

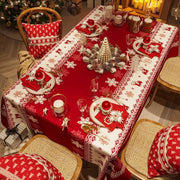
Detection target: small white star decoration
<box><xmin>64</xmin><ymin>61</ymin><xmax>77</xmax><ymax>69</ymax></box>
<box><xmin>27</xmin><ymin>74</ymin><xmax>35</xmax><ymax>81</ymax></box>
<box><xmin>105</xmin><ymin>78</ymin><xmax>118</xmax><ymax>87</ymax></box>
<box><xmin>77</xmin><ymin>117</ymin><xmax>92</xmax><ymax>128</ymax></box>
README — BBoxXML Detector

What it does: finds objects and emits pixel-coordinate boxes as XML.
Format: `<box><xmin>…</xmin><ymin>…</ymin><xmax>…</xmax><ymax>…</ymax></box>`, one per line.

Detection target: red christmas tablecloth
<box><xmin>1</xmin><ymin>6</ymin><xmax>179</xmax><ymax>180</ymax></box>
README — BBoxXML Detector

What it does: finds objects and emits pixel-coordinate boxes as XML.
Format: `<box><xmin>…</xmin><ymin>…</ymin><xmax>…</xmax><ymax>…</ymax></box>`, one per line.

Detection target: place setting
<box><xmin>89</xmin><ymin>97</ymin><xmax>129</xmax><ymax>132</ymax></box>
<box><xmin>21</xmin><ymin>67</ymin><xmax>55</xmax><ymax>95</ymax></box>
<box><xmin>75</xmin><ymin>19</ymin><xmax>103</xmax><ymax>37</ymax></box>
<box><xmin>133</xmin><ymin>35</ymin><xmax>163</xmax><ymax>58</ymax></box>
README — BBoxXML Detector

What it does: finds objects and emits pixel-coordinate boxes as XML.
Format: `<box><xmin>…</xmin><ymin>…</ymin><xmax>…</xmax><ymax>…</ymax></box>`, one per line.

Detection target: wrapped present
<box><xmin>0</xmin><ymin>123</ymin><xmax>28</xmax><ymax>149</ymax></box>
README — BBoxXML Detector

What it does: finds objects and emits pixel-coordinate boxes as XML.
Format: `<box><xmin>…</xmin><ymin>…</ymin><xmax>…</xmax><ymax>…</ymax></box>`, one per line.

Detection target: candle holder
<box><xmin>49</xmin><ymin>94</ymin><xmax>67</xmax><ymax>117</ymax></box>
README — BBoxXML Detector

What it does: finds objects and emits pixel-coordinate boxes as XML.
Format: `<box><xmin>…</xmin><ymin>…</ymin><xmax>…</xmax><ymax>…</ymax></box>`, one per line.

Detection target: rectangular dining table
<box><xmin>1</xmin><ymin>6</ymin><xmax>179</xmax><ymax>180</ymax></box>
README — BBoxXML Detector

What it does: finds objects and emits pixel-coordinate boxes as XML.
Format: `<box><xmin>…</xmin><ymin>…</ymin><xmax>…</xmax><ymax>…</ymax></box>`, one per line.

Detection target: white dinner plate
<box><xmin>25</xmin><ymin>72</ymin><xmax>55</xmax><ymax>95</ymax></box>
<box><xmin>89</xmin><ymin>97</ymin><xmax>119</xmax><ymax>126</ymax></box>
<box><xmin>133</xmin><ymin>39</ymin><xmax>145</xmax><ymax>55</ymax></box>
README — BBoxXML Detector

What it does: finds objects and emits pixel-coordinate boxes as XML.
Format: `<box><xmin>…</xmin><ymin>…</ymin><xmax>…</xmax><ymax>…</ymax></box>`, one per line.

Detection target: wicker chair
<box><xmin>120</xmin><ymin>119</ymin><xmax>180</xmax><ymax>180</ymax></box>
<box><xmin>17</xmin><ymin>7</ymin><xmax>62</xmax><ymax>50</ymax></box>
<box><xmin>146</xmin><ymin>57</ymin><xmax>180</xmax><ymax>108</ymax></box>
<box><xmin>19</xmin><ymin>134</ymin><xmax>82</xmax><ymax>180</ymax></box>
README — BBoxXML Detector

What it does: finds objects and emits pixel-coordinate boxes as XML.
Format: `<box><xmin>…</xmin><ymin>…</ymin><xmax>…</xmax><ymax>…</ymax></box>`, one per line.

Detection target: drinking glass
<box><xmin>126</xmin><ymin>34</ymin><xmax>135</xmax><ymax>47</ymax></box>
<box><xmin>77</xmin><ymin>98</ymin><xmax>87</xmax><ymax>118</ymax></box>
<box><xmin>145</xmin><ymin>3</ymin><xmax>151</xmax><ymax>18</ymax></box>
<box><xmin>90</xmin><ymin>78</ymin><xmax>99</xmax><ymax>100</ymax></box>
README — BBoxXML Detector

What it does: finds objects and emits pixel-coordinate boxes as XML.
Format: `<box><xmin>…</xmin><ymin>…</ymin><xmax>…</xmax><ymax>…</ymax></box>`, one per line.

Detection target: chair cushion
<box><xmin>22</xmin><ymin>20</ymin><xmax>61</xmax><ymax>58</ymax></box>
<box><xmin>0</xmin><ymin>153</ymin><xmax>64</xmax><ymax>180</ymax></box>
<box><xmin>148</xmin><ymin>123</ymin><xmax>180</xmax><ymax>178</ymax></box>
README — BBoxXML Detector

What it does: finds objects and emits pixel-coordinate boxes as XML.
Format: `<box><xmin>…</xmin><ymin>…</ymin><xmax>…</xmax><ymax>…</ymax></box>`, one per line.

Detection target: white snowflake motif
<box><xmin>35</xmin><ymin>96</ymin><xmax>46</xmax><ymax>104</ymax></box>
<box><xmin>102</xmin><ymin>25</ymin><xmax>109</xmax><ymax>31</ymax></box>
<box><xmin>109</xmin><ymin>111</ymin><xmax>123</xmax><ymax>123</ymax></box>
<box><xmin>77</xmin><ymin>117</ymin><xmax>92</xmax><ymax>127</ymax></box>
<box><xmin>105</xmin><ymin>78</ymin><xmax>118</xmax><ymax>87</ymax></box>
<box><xmin>64</xmin><ymin>61</ymin><xmax>77</xmax><ymax>69</ymax></box>
<box><xmin>28</xmin><ymin>115</ymin><xmax>39</xmax><ymax>123</ymax></box>
<box><xmin>56</xmin><ymin>76</ymin><xmax>63</xmax><ymax>85</ymax></box>
<box><xmin>27</xmin><ymin>74</ymin><xmax>35</xmax><ymax>81</ymax></box>
<box><xmin>90</xmin><ymin>37</ymin><xmax>99</xmax><ymax>41</ymax></box>
<box><xmin>71</xmin><ymin>140</ymin><xmax>83</xmax><ymax>149</ymax></box>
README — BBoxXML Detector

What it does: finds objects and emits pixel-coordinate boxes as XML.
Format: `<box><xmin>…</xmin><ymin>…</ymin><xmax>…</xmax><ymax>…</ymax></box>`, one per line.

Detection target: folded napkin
<box><xmin>95</xmin><ymin>103</ymin><xmax>129</xmax><ymax>131</ymax></box>
<box><xmin>138</xmin><ymin>41</ymin><xmax>163</xmax><ymax>58</ymax></box>
<box><xmin>76</xmin><ymin>24</ymin><xmax>97</xmax><ymax>35</ymax></box>
<box><xmin>21</xmin><ymin>68</ymin><xmax>51</xmax><ymax>91</ymax></box>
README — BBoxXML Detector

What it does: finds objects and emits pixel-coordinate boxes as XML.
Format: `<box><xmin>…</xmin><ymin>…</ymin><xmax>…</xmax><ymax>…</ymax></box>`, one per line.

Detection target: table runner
<box><xmin>1</xmin><ymin>6</ymin><xmax>179</xmax><ymax>180</ymax></box>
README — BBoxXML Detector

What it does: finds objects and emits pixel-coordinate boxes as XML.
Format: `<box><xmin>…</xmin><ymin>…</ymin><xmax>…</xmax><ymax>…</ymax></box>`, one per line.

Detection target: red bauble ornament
<box><xmin>102</xmin><ymin>101</ymin><xmax>111</xmax><ymax>110</ymax></box>
<box><xmin>143</xmin><ymin>36</ymin><xmax>151</xmax><ymax>44</ymax></box>
<box><xmin>35</xmin><ymin>70</ymin><xmax>44</xmax><ymax>80</ymax></box>
<box><xmin>87</xmin><ymin>19</ymin><xmax>95</xmax><ymax>26</ymax></box>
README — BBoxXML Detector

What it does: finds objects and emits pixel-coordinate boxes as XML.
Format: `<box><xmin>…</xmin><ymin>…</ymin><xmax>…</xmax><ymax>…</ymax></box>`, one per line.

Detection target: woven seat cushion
<box><xmin>0</xmin><ymin>153</ymin><xmax>64</xmax><ymax>179</ymax></box>
<box><xmin>20</xmin><ymin>135</ymin><xmax>78</xmax><ymax>180</ymax></box>
<box><xmin>159</xmin><ymin>57</ymin><xmax>180</xmax><ymax>88</ymax></box>
<box><xmin>148</xmin><ymin>123</ymin><xmax>180</xmax><ymax>178</ymax></box>
<box><xmin>22</xmin><ymin>20</ymin><xmax>61</xmax><ymax>58</ymax></box>
<box><xmin>124</xmin><ymin>120</ymin><xmax>164</xmax><ymax>178</ymax></box>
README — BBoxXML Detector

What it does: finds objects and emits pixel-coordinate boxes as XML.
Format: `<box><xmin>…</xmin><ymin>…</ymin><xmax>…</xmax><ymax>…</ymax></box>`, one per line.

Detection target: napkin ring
<box><xmin>104</xmin><ymin>116</ymin><xmax>112</xmax><ymax>125</ymax></box>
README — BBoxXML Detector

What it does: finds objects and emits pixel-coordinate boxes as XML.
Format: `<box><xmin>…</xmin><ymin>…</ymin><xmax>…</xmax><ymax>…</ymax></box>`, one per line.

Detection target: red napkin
<box><xmin>95</xmin><ymin>103</ymin><xmax>129</xmax><ymax>131</ymax></box>
<box><xmin>138</xmin><ymin>42</ymin><xmax>163</xmax><ymax>58</ymax></box>
<box><xmin>76</xmin><ymin>24</ymin><xmax>97</xmax><ymax>35</ymax></box>
<box><xmin>21</xmin><ymin>68</ymin><xmax>51</xmax><ymax>91</ymax></box>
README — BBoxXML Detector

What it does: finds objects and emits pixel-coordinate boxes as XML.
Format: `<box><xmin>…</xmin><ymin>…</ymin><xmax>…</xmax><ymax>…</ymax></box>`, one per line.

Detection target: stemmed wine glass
<box><xmin>77</xmin><ymin>98</ymin><xmax>87</xmax><ymax>118</ymax></box>
<box><xmin>90</xmin><ymin>78</ymin><xmax>99</xmax><ymax>100</ymax></box>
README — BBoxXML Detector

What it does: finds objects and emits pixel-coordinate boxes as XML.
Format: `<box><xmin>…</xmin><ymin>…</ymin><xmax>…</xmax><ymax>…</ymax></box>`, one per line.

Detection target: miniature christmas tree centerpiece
<box><xmin>83</xmin><ymin>37</ymin><xmax>127</xmax><ymax>74</ymax></box>
<box><xmin>98</xmin><ymin>37</ymin><xmax>112</xmax><ymax>64</ymax></box>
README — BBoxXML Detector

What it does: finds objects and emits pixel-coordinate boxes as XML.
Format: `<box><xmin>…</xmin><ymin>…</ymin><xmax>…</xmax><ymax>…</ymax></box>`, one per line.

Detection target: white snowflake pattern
<box><xmin>35</xmin><ymin>96</ymin><xmax>46</xmax><ymax>104</ymax></box>
<box><xmin>28</xmin><ymin>115</ymin><xmax>38</xmax><ymax>123</ymax></box>
<box><xmin>105</xmin><ymin>78</ymin><xmax>118</xmax><ymax>87</ymax></box>
<box><xmin>64</xmin><ymin>61</ymin><xmax>77</xmax><ymax>69</ymax></box>
<box><xmin>77</xmin><ymin>117</ymin><xmax>92</xmax><ymax>127</ymax></box>
<box><xmin>71</xmin><ymin>140</ymin><xmax>83</xmax><ymax>149</ymax></box>
<box><xmin>102</xmin><ymin>25</ymin><xmax>109</xmax><ymax>31</ymax></box>
<box><xmin>56</xmin><ymin>76</ymin><xmax>63</xmax><ymax>85</ymax></box>
<box><xmin>27</xmin><ymin>74</ymin><xmax>35</xmax><ymax>81</ymax></box>
<box><xmin>89</xmin><ymin>37</ymin><xmax>99</xmax><ymax>41</ymax></box>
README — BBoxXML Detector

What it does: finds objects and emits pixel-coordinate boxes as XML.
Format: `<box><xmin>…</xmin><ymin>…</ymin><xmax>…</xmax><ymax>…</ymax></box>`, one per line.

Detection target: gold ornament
<box><xmin>49</xmin><ymin>0</ymin><xmax>56</xmax><ymax>9</ymax></box>
<box><xmin>37</xmin><ymin>1</ymin><xmax>41</xmax><ymax>6</ymax></box>
<box><xmin>6</xmin><ymin>21</ymin><xmax>12</xmax><ymax>27</ymax></box>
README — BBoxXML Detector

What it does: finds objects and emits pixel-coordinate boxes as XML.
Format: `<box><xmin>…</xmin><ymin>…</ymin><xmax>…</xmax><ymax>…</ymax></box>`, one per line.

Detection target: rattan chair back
<box><xmin>19</xmin><ymin>134</ymin><xmax>82</xmax><ymax>180</ymax></box>
<box><xmin>121</xmin><ymin>119</ymin><xmax>165</xmax><ymax>180</ymax></box>
<box><xmin>146</xmin><ymin>56</ymin><xmax>180</xmax><ymax>108</ymax></box>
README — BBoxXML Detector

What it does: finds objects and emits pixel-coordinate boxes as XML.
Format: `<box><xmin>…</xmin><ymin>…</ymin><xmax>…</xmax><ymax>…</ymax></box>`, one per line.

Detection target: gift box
<box><xmin>0</xmin><ymin>123</ymin><xmax>28</xmax><ymax>149</ymax></box>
